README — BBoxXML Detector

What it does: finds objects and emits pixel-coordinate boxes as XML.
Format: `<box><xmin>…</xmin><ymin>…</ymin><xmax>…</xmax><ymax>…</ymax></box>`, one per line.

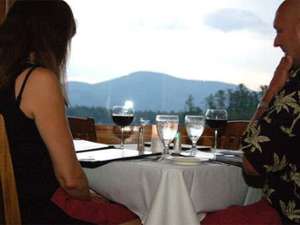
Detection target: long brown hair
<box><xmin>0</xmin><ymin>0</ymin><xmax>76</xmax><ymax>95</ymax></box>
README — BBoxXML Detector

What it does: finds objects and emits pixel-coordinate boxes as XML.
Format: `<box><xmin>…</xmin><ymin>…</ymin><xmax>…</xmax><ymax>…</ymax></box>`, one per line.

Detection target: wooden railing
<box><xmin>94</xmin><ymin>120</ymin><xmax>249</xmax><ymax>150</ymax></box>
<box><xmin>67</xmin><ymin>116</ymin><xmax>249</xmax><ymax>150</ymax></box>
<box><xmin>95</xmin><ymin>125</ymin><xmax>153</xmax><ymax>144</ymax></box>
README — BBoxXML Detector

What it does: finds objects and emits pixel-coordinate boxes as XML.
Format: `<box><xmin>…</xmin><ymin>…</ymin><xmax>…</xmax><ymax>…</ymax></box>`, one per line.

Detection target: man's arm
<box><xmin>243</xmin><ymin>157</ymin><xmax>259</xmax><ymax>176</ymax></box>
<box><xmin>250</xmin><ymin>55</ymin><xmax>293</xmax><ymax>123</ymax></box>
<box><xmin>242</xmin><ymin>157</ymin><xmax>265</xmax><ymax>188</ymax></box>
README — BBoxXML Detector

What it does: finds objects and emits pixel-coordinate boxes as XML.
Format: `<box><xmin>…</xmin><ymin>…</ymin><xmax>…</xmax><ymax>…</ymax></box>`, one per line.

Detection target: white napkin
<box><xmin>181</xmin><ymin>151</ymin><xmax>216</xmax><ymax>160</ymax></box>
<box><xmin>73</xmin><ymin>140</ymin><xmax>109</xmax><ymax>152</ymax></box>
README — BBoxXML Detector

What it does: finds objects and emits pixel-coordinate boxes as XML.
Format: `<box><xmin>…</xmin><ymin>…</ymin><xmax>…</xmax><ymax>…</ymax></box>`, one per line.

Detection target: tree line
<box><xmin>67</xmin><ymin>83</ymin><xmax>266</xmax><ymax>124</ymax></box>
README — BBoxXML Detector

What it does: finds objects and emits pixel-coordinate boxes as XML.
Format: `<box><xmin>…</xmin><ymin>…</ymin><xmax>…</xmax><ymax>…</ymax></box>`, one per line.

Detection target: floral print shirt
<box><xmin>241</xmin><ymin>69</ymin><xmax>300</xmax><ymax>224</ymax></box>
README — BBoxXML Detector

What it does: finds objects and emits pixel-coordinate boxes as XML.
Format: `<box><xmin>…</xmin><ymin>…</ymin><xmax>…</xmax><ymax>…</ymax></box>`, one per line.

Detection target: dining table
<box><xmin>79</xmin><ymin>144</ymin><xmax>262</xmax><ymax>225</ymax></box>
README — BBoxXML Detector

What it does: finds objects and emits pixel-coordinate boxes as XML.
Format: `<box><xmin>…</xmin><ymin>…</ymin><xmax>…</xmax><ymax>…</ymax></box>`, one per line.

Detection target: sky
<box><xmin>65</xmin><ymin>0</ymin><xmax>283</xmax><ymax>91</ymax></box>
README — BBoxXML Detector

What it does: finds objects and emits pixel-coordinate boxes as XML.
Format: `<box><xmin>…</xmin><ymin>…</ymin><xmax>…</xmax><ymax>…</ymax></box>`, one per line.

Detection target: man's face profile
<box><xmin>273</xmin><ymin>0</ymin><xmax>300</xmax><ymax>69</ymax></box>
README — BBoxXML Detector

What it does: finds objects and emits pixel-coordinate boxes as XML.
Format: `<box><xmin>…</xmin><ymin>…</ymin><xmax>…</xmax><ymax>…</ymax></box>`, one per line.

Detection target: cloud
<box><xmin>205</xmin><ymin>8</ymin><xmax>272</xmax><ymax>35</ymax></box>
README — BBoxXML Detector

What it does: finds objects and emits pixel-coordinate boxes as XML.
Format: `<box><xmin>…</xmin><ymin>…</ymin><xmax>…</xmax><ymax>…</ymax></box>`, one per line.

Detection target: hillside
<box><xmin>67</xmin><ymin>71</ymin><xmax>237</xmax><ymax>111</ymax></box>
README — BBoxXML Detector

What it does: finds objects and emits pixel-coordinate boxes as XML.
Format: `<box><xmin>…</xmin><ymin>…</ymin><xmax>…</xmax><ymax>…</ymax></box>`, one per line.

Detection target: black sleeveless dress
<box><xmin>0</xmin><ymin>65</ymin><xmax>93</xmax><ymax>225</ymax></box>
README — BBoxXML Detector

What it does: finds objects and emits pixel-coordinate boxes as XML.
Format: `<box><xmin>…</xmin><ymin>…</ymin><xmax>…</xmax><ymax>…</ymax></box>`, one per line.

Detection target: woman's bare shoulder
<box><xmin>20</xmin><ymin>67</ymin><xmax>63</xmax><ymax>101</ymax></box>
<box><xmin>29</xmin><ymin>67</ymin><xmax>59</xmax><ymax>86</ymax></box>
<box><xmin>19</xmin><ymin>67</ymin><xmax>64</xmax><ymax>119</ymax></box>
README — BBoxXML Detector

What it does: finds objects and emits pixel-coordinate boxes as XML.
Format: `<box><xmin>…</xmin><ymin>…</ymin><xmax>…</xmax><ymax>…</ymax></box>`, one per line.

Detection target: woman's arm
<box><xmin>17</xmin><ymin>67</ymin><xmax>90</xmax><ymax>200</ymax></box>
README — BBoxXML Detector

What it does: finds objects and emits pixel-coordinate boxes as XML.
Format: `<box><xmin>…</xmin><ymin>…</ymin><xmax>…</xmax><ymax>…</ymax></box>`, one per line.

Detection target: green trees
<box><xmin>205</xmin><ymin>84</ymin><xmax>264</xmax><ymax>120</ymax></box>
<box><xmin>184</xmin><ymin>94</ymin><xmax>203</xmax><ymax>114</ymax></box>
<box><xmin>67</xmin><ymin>106</ymin><xmax>112</xmax><ymax>123</ymax></box>
<box><xmin>67</xmin><ymin>83</ymin><xmax>265</xmax><ymax>123</ymax></box>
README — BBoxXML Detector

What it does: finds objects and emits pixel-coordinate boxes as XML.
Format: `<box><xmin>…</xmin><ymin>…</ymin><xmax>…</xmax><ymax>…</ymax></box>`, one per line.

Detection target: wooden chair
<box><xmin>180</xmin><ymin>120</ymin><xmax>249</xmax><ymax>150</ymax></box>
<box><xmin>0</xmin><ymin>114</ymin><xmax>141</xmax><ymax>225</ymax></box>
<box><xmin>219</xmin><ymin>120</ymin><xmax>249</xmax><ymax>150</ymax></box>
<box><xmin>68</xmin><ymin>116</ymin><xmax>97</xmax><ymax>142</ymax></box>
<box><xmin>0</xmin><ymin>114</ymin><xmax>21</xmax><ymax>225</ymax></box>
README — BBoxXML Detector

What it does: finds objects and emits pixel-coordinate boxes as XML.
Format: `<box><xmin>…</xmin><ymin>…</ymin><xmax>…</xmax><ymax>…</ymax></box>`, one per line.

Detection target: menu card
<box><xmin>73</xmin><ymin>139</ymin><xmax>112</xmax><ymax>152</ymax></box>
<box><xmin>77</xmin><ymin>148</ymin><xmax>160</xmax><ymax>168</ymax></box>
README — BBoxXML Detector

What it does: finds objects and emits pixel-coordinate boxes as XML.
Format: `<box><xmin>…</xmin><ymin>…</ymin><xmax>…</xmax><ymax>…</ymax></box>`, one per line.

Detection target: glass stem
<box><xmin>158</xmin><ymin>144</ymin><xmax>168</xmax><ymax>161</ymax></box>
<box><xmin>192</xmin><ymin>142</ymin><xmax>196</xmax><ymax>149</ymax></box>
<box><xmin>214</xmin><ymin>129</ymin><xmax>218</xmax><ymax>149</ymax></box>
<box><xmin>120</xmin><ymin>127</ymin><xmax>124</xmax><ymax>149</ymax></box>
<box><xmin>191</xmin><ymin>142</ymin><xmax>196</xmax><ymax>156</ymax></box>
<box><xmin>164</xmin><ymin>143</ymin><xmax>169</xmax><ymax>155</ymax></box>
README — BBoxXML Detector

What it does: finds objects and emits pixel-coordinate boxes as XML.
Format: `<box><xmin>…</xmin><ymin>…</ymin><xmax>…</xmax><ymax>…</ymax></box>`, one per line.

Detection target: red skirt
<box><xmin>202</xmin><ymin>198</ymin><xmax>282</xmax><ymax>225</ymax></box>
<box><xmin>51</xmin><ymin>188</ymin><xmax>138</xmax><ymax>225</ymax></box>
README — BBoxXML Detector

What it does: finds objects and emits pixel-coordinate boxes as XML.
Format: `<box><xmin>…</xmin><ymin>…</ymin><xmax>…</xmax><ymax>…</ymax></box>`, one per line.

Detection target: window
<box><xmin>65</xmin><ymin>0</ymin><xmax>282</xmax><ymax>123</ymax></box>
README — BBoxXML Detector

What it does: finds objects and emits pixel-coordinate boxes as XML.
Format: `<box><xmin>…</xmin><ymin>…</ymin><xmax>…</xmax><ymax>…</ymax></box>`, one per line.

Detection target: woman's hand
<box><xmin>250</xmin><ymin>55</ymin><xmax>293</xmax><ymax>123</ymax></box>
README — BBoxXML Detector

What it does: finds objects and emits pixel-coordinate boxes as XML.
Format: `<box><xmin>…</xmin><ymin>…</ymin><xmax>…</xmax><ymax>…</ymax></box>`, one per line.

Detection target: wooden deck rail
<box><xmin>94</xmin><ymin>120</ymin><xmax>249</xmax><ymax>150</ymax></box>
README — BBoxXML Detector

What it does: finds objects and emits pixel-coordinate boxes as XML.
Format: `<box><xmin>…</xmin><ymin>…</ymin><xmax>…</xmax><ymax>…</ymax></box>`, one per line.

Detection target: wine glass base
<box><xmin>185</xmin><ymin>148</ymin><xmax>197</xmax><ymax>156</ymax></box>
<box><xmin>158</xmin><ymin>153</ymin><xmax>171</xmax><ymax>161</ymax></box>
<box><xmin>116</xmin><ymin>144</ymin><xmax>125</xmax><ymax>150</ymax></box>
<box><xmin>210</xmin><ymin>148</ymin><xmax>218</xmax><ymax>153</ymax></box>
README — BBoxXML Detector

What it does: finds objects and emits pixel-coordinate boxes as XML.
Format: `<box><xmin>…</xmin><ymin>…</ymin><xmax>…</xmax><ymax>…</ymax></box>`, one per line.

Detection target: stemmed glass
<box><xmin>185</xmin><ymin>115</ymin><xmax>205</xmax><ymax>156</ymax></box>
<box><xmin>205</xmin><ymin>109</ymin><xmax>228</xmax><ymax>150</ymax></box>
<box><xmin>111</xmin><ymin>103</ymin><xmax>134</xmax><ymax>149</ymax></box>
<box><xmin>156</xmin><ymin>115</ymin><xmax>179</xmax><ymax>160</ymax></box>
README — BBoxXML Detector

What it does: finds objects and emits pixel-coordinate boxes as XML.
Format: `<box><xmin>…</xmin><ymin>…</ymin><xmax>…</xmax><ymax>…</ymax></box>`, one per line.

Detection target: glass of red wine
<box><xmin>112</xmin><ymin>103</ymin><xmax>134</xmax><ymax>149</ymax></box>
<box><xmin>205</xmin><ymin>109</ymin><xmax>228</xmax><ymax>150</ymax></box>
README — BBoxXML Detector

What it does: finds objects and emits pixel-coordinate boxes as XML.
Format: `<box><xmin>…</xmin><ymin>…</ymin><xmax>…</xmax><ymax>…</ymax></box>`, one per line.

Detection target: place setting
<box><xmin>153</xmin><ymin>110</ymin><xmax>243</xmax><ymax>166</ymax></box>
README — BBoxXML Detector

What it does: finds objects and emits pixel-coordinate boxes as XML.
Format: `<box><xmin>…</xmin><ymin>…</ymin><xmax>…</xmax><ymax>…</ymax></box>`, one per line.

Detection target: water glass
<box><xmin>156</xmin><ymin>115</ymin><xmax>179</xmax><ymax>160</ymax></box>
<box><xmin>185</xmin><ymin>115</ymin><xmax>205</xmax><ymax>155</ymax></box>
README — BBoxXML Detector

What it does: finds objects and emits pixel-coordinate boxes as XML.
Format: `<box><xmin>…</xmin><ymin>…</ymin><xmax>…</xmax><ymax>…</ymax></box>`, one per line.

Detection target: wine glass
<box><xmin>185</xmin><ymin>115</ymin><xmax>205</xmax><ymax>156</ymax></box>
<box><xmin>156</xmin><ymin>115</ymin><xmax>179</xmax><ymax>160</ymax></box>
<box><xmin>111</xmin><ymin>103</ymin><xmax>134</xmax><ymax>149</ymax></box>
<box><xmin>205</xmin><ymin>109</ymin><xmax>228</xmax><ymax>150</ymax></box>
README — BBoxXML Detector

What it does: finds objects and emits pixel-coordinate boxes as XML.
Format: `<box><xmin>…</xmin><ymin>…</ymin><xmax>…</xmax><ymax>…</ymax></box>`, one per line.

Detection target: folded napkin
<box><xmin>180</xmin><ymin>151</ymin><xmax>215</xmax><ymax>160</ymax></box>
<box><xmin>201</xmin><ymin>198</ymin><xmax>282</xmax><ymax>225</ymax></box>
<box><xmin>215</xmin><ymin>149</ymin><xmax>243</xmax><ymax>157</ymax></box>
<box><xmin>51</xmin><ymin>188</ymin><xmax>137</xmax><ymax>225</ymax></box>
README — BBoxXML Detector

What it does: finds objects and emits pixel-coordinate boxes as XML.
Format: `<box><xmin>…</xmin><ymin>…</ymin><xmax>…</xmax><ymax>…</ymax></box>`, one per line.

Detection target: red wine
<box><xmin>112</xmin><ymin>115</ymin><xmax>134</xmax><ymax>127</ymax></box>
<box><xmin>206</xmin><ymin>119</ymin><xmax>227</xmax><ymax>129</ymax></box>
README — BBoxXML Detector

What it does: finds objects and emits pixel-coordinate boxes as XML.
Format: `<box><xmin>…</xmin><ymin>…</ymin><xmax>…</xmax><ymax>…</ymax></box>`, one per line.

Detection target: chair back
<box><xmin>0</xmin><ymin>114</ymin><xmax>21</xmax><ymax>225</ymax></box>
<box><xmin>68</xmin><ymin>116</ymin><xmax>97</xmax><ymax>142</ymax></box>
<box><xmin>219</xmin><ymin>120</ymin><xmax>249</xmax><ymax>149</ymax></box>
<box><xmin>180</xmin><ymin>120</ymin><xmax>249</xmax><ymax>150</ymax></box>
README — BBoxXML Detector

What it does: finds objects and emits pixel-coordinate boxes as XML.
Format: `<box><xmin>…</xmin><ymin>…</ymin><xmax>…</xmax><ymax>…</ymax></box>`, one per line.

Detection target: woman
<box><xmin>0</xmin><ymin>1</ymin><xmax>93</xmax><ymax>224</ymax></box>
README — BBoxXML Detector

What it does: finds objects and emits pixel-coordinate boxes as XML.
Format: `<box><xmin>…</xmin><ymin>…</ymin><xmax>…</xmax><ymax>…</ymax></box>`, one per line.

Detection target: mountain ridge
<box><xmin>67</xmin><ymin>71</ymin><xmax>238</xmax><ymax>111</ymax></box>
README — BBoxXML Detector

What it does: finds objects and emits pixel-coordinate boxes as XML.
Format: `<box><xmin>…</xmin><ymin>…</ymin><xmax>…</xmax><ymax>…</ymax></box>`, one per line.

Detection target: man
<box><xmin>242</xmin><ymin>0</ymin><xmax>300</xmax><ymax>224</ymax></box>
<box><xmin>202</xmin><ymin>1</ymin><xmax>300</xmax><ymax>225</ymax></box>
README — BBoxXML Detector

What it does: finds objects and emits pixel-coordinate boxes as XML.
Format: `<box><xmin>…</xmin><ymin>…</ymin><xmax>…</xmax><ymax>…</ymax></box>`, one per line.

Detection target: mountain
<box><xmin>67</xmin><ymin>71</ymin><xmax>237</xmax><ymax>111</ymax></box>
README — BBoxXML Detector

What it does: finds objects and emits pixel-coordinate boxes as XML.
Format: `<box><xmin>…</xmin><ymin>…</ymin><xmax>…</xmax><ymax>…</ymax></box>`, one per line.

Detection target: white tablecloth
<box><xmin>83</xmin><ymin>158</ymin><xmax>261</xmax><ymax>225</ymax></box>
